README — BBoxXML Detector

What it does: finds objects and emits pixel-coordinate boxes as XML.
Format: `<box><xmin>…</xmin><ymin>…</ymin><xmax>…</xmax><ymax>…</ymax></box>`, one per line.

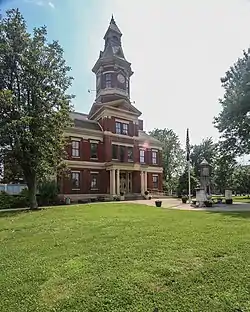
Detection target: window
<box><xmin>152</xmin><ymin>175</ymin><xmax>158</xmax><ymax>189</ymax></box>
<box><xmin>115</xmin><ymin>122</ymin><xmax>121</xmax><ymax>134</ymax></box>
<box><xmin>152</xmin><ymin>151</ymin><xmax>157</xmax><ymax>164</ymax></box>
<box><xmin>112</xmin><ymin>144</ymin><xmax>118</xmax><ymax>159</ymax></box>
<box><xmin>115</xmin><ymin>121</ymin><xmax>129</xmax><ymax>135</ymax></box>
<box><xmin>105</xmin><ymin>73</ymin><xmax>112</xmax><ymax>88</ymax></box>
<box><xmin>90</xmin><ymin>143</ymin><xmax>98</xmax><ymax>159</ymax></box>
<box><xmin>122</xmin><ymin>123</ymin><xmax>128</xmax><ymax>135</ymax></box>
<box><xmin>120</xmin><ymin>146</ymin><xmax>125</xmax><ymax>162</ymax></box>
<box><xmin>91</xmin><ymin>173</ymin><xmax>98</xmax><ymax>190</ymax></box>
<box><xmin>72</xmin><ymin>140</ymin><xmax>80</xmax><ymax>157</ymax></box>
<box><xmin>128</xmin><ymin>147</ymin><xmax>133</xmax><ymax>161</ymax></box>
<box><xmin>140</xmin><ymin>149</ymin><xmax>145</xmax><ymax>163</ymax></box>
<box><xmin>126</xmin><ymin>79</ymin><xmax>129</xmax><ymax>91</ymax></box>
<box><xmin>71</xmin><ymin>172</ymin><xmax>80</xmax><ymax>189</ymax></box>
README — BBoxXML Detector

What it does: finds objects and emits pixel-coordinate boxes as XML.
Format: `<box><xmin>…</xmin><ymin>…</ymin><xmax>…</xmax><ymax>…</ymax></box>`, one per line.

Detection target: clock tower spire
<box><xmin>92</xmin><ymin>16</ymin><xmax>133</xmax><ymax>103</ymax></box>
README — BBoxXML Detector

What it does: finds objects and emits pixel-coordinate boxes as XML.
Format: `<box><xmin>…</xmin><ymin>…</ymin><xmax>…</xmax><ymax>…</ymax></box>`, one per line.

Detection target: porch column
<box><xmin>141</xmin><ymin>171</ymin><xmax>144</xmax><ymax>194</ymax></box>
<box><xmin>116</xmin><ymin>169</ymin><xmax>120</xmax><ymax>195</ymax></box>
<box><xmin>144</xmin><ymin>171</ymin><xmax>147</xmax><ymax>192</ymax></box>
<box><xmin>110</xmin><ymin>169</ymin><xmax>116</xmax><ymax>195</ymax></box>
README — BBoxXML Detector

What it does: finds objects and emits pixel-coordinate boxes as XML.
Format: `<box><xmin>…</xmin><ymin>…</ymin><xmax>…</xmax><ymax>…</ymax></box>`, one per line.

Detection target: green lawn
<box><xmin>1</xmin><ymin>204</ymin><xmax>250</xmax><ymax>312</ymax></box>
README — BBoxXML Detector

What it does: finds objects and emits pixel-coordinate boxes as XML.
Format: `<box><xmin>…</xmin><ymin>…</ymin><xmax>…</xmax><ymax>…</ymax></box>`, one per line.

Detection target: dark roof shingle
<box><xmin>73</xmin><ymin>119</ymin><xmax>102</xmax><ymax>131</ymax></box>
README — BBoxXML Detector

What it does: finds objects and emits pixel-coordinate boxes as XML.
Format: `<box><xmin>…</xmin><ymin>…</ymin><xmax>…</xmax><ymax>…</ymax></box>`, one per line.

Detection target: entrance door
<box><xmin>120</xmin><ymin>172</ymin><xmax>132</xmax><ymax>193</ymax></box>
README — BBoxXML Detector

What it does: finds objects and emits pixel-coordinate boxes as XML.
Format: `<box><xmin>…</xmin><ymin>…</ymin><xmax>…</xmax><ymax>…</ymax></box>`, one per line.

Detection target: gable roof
<box><xmin>138</xmin><ymin>130</ymin><xmax>162</xmax><ymax>147</ymax></box>
<box><xmin>88</xmin><ymin>99</ymin><xmax>141</xmax><ymax>119</ymax></box>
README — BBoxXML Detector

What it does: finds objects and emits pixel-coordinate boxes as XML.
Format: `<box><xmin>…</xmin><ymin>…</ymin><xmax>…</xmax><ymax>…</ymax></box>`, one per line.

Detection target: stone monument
<box><xmin>195</xmin><ymin>159</ymin><xmax>211</xmax><ymax>207</ymax></box>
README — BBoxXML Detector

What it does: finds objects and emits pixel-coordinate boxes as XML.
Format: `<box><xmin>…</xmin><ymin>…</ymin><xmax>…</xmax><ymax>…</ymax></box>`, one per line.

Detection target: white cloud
<box><xmin>48</xmin><ymin>1</ymin><xmax>55</xmax><ymax>9</ymax></box>
<box><xmin>24</xmin><ymin>0</ymin><xmax>44</xmax><ymax>5</ymax></box>
<box><xmin>24</xmin><ymin>0</ymin><xmax>55</xmax><ymax>8</ymax></box>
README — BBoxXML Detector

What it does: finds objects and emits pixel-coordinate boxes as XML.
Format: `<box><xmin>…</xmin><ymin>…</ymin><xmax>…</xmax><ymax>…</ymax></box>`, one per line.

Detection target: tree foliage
<box><xmin>190</xmin><ymin>137</ymin><xmax>217</xmax><ymax>177</ymax></box>
<box><xmin>177</xmin><ymin>166</ymin><xmax>198</xmax><ymax>196</ymax></box>
<box><xmin>214</xmin><ymin>50</ymin><xmax>250</xmax><ymax>155</ymax></box>
<box><xmin>0</xmin><ymin>9</ymin><xmax>74</xmax><ymax>209</ymax></box>
<box><xmin>232</xmin><ymin>164</ymin><xmax>250</xmax><ymax>195</ymax></box>
<box><xmin>149</xmin><ymin>128</ymin><xmax>185</xmax><ymax>193</ymax></box>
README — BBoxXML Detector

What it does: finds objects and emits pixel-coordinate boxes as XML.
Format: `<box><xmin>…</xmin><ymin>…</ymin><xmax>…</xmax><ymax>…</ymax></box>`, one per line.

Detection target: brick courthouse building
<box><xmin>60</xmin><ymin>17</ymin><xmax>163</xmax><ymax>200</ymax></box>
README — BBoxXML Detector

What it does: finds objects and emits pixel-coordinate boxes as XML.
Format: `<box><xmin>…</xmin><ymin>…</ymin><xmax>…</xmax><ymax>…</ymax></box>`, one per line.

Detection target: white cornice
<box><xmin>64</xmin><ymin>131</ymin><xmax>103</xmax><ymax>142</ymax></box>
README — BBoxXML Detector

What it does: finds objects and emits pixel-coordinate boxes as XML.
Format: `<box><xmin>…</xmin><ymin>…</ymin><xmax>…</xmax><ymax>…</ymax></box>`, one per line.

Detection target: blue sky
<box><xmin>1</xmin><ymin>0</ymin><xmax>250</xmax><ymax>148</ymax></box>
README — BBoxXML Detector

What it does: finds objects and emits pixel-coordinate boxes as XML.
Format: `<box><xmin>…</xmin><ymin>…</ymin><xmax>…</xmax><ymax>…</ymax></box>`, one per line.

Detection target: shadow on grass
<box><xmin>0</xmin><ymin>209</ymin><xmax>31</xmax><ymax>218</ymax></box>
<box><xmin>206</xmin><ymin>210</ymin><xmax>250</xmax><ymax>219</ymax></box>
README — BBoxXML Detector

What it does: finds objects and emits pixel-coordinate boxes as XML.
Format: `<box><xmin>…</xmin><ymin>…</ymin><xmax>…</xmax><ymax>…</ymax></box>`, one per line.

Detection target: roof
<box><xmin>138</xmin><ymin>130</ymin><xmax>162</xmax><ymax>147</ymax></box>
<box><xmin>73</xmin><ymin>119</ymin><xmax>102</xmax><ymax>131</ymax></box>
<box><xmin>104</xmin><ymin>15</ymin><xmax>122</xmax><ymax>39</ymax></box>
<box><xmin>200</xmin><ymin>159</ymin><xmax>209</xmax><ymax>166</ymax></box>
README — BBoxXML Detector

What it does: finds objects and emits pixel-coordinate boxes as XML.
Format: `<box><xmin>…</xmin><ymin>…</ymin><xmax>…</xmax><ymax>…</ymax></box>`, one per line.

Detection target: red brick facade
<box><xmin>60</xmin><ymin>17</ymin><xmax>163</xmax><ymax>200</ymax></box>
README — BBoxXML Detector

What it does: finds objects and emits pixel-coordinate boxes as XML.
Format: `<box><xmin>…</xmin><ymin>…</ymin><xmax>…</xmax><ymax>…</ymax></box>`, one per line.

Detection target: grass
<box><xmin>1</xmin><ymin>203</ymin><xmax>250</xmax><ymax>311</ymax></box>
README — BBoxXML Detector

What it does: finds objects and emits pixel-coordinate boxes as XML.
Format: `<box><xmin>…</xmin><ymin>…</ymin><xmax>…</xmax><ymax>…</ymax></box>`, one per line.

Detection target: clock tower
<box><xmin>92</xmin><ymin>15</ymin><xmax>133</xmax><ymax>103</ymax></box>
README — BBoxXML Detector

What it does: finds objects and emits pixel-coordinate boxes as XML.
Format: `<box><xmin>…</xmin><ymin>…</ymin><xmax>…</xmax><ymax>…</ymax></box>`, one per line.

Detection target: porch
<box><xmin>108</xmin><ymin>169</ymin><xmax>148</xmax><ymax>196</ymax></box>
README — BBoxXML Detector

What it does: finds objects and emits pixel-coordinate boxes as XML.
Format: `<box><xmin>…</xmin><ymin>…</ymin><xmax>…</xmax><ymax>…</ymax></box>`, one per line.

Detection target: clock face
<box><xmin>117</xmin><ymin>74</ymin><xmax>125</xmax><ymax>84</ymax></box>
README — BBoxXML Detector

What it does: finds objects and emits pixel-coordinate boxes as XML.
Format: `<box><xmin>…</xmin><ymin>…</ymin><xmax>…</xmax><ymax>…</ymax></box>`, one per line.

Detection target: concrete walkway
<box><xmin>1</xmin><ymin>198</ymin><xmax>250</xmax><ymax>213</ymax></box>
<box><xmin>124</xmin><ymin>198</ymin><xmax>250</xmax><ymax>212</ymax></box>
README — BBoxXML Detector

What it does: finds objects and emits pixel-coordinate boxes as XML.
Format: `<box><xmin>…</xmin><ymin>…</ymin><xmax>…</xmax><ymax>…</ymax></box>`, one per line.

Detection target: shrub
<box><xmin>0</xmin><ymin>191</ymin><xmax>14</xmax><ymax>209</ymax></box>
<box><xmin>144</xmin><ymin>191</ymin><xmax>149</xmax><ymax>196</ymax></box>
<box><xmin>38</xmin><ymin>181</ymin><xmax>59</xmax><ymax>206</ymax></box>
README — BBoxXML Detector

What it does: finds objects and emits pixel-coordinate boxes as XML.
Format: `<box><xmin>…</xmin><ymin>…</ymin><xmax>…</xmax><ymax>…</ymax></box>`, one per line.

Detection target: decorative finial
<box><xmin>111</xmin><ymin>14</ymin><xmax>115</xmax><ymax>23</ymax></box>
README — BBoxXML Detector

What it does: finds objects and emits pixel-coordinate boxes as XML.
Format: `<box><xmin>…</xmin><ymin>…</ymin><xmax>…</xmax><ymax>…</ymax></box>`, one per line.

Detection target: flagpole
<box><xmin>186</xmin><ymin>128</ymin><xmax>191</xmax><ymax>204</ymax></box>
<box><xmin>188</xmin><ymin>158</ymin><xmax>191</xmax><ymax>204</ymax></box>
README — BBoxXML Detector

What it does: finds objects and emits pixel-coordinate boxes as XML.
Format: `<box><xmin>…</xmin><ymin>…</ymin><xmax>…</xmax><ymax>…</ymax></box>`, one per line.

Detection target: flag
<box><xmin>186</xmin><ymin>128</ymin><xmax>190</xmax><ymax>161</ymax></box>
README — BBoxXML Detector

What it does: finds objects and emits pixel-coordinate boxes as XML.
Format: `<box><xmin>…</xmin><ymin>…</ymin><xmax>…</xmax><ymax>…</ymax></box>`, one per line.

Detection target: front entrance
<box><xmin>120</xmin><ymin>172</ymin><xmax>132</xmax><ymax>194</ymax></box>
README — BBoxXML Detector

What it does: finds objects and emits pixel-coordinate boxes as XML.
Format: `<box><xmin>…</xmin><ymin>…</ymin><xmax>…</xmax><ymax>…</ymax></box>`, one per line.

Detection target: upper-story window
<box><xmin>72</xmin><ymin>140</ymin><xmax>80</xmax><ymax>157</ymax></box>
<box><xmin>122</xmin><ymin>123</ymin><xmax>128</xmax><ymax>135</ymax></box>
<box><xmin>140</xmin><ymin>149</ymin><xmax>145</xmax><ymax>163</ymax></box>
<box><xmin>152</xmin><ymin>151</ymin><xmax>158</xmax><ymax>164</ymax></box>
<box><xmin>115</xmin><ymin>121</ymin><xmax>129</xmax><ymax>135</ymax></box>
<box><xmin>128</xmin><ymin>147</ymin><xmax>133</xmax><ymax>162</ymax></box>
<box><xmin>115</xmin><ymin>122</ymin><xmax>121</xmax><ymax>134</ymax></box>
<box><xmin>105</xmin><ymin>73</ymin><xmax>112</xmax><ymax>88</ymax></box>
<box><xmin>112</xmin><ymin>144</ymin><xmax>118</xmax><ymax>159</ymax></box>
<box><xmin>71</xmin><ymin>171</ymin><xmax>80</xmax><ymax>189</ymax></box>
<box><xmin>90</xmin><ymin>143</ymin><xmax>98</xmax><ymax>159</ymax></box>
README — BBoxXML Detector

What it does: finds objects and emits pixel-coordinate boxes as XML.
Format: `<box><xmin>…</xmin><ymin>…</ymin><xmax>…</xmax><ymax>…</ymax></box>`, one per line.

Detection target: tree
<box><xmin>212</xmin><ymin>145</ymin><xmax>236</xmax><ymax>194</ymax></box>
<box><xmin>214</xmin><ymin>50</ymin><xmax>250</xmax><ymax>155</ymax></box>
<box><xmin>190</xmin><ymin>137</ymin><xmax>217</xmax><ymax>178</ymax></box>
<box><xmin>232</xmin><ymin>164</ymin><xmax>250</xmax><ymax>195</ymax></box>
<box><xmin>176</xmin><ymin>166</ymin><xmax>198</xmax><ymax>197</ymax></box>
<box><xmin>149</xmin><ymin>128</ymin><xmax>185</xmax><ymax>194</ymax></box>
<box><xmin>0</xmin><ymin>9</ymin><xmax>74</xmax><ymax>209</ymax></box>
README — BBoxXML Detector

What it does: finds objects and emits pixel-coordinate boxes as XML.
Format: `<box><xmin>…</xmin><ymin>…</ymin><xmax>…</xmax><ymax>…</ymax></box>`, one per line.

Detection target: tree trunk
<box><xmin>26</xmin><ymin>175</ymin><xmax>38</xmax><ymax>210</ymax></box>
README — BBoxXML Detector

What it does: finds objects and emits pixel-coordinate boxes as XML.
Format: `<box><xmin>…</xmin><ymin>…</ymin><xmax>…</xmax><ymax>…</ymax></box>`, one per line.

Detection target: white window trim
<box><xmin>115</xmin><ymin>118</ymin><xmax>130</xmax><ymax>124</ymax></box>
<box><xmin>71</xmin><ymin>137</ymin><xmax>81</xmax><ymax>141</ymax></box>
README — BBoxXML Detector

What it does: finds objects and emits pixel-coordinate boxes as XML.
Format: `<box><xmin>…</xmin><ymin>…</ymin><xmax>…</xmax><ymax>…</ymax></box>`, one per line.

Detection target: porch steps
<box><xmin>125</xmin><ymin>193</ymin><xmax>144</xmax><ymax>201</ymax></box>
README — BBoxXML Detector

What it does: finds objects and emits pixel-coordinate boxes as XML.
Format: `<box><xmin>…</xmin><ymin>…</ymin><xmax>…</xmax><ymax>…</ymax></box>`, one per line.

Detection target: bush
<box><xmin>38</xmin><ymin>181</ymin><xmax>59</xmax><ymax>206</ymax></box>
<box><xmin>0</xmin><ymin>192</ymin><xmax>14</xmax><ymax>209</ymax></box>
<box><xmin>0</xmin><ymin>190</ymin><xmax>29</xmax><ymax>209</ymax></box>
